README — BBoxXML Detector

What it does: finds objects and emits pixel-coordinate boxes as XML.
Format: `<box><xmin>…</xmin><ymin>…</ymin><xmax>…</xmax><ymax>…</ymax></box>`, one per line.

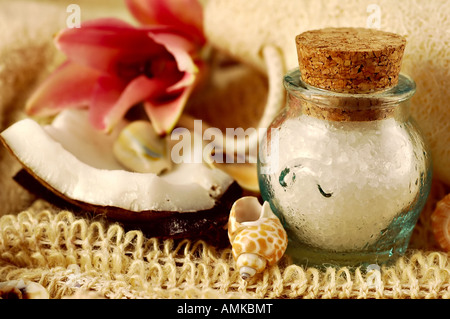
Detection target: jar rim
<box><xmin>284</xmin><ymin>68</ymin><xmax>416</xmax><ymax>108</ymax></box>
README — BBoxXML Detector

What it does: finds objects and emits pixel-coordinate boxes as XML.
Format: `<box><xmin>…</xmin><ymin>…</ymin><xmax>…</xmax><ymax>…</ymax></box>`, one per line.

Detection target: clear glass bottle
<box><xmin>257</xmin><ymin>28</ymin><xmax>433</xmax><ymax>268</ymax></box>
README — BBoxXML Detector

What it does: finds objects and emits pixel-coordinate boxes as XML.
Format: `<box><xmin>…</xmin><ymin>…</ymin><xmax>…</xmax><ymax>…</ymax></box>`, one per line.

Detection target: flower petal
<box><xmin>144</xmin><ymin>83</ymin><xmax>195</xmax><ymax>135</ymax></box>
<box><xmin>89</xmin><ymin>75</ymin><xmax>127</xmax><ymax>130</ymax></box>
<box><xmin>102</xmin><ymin>75</ymin><xmax>169</xmax><ymax>131</ymax></box>
<box><xmin>167</xmin><ymin>70</ymin><xmax>196</xmax><ymax>93</ymax></box>
<box><xmin>125</xmin><ymin>0</ymin><xmax>205</xmax><ymax>44</ymax></box>
<box><xmin>55</xmin><ymin>18</ymin><xmax>167</xmax><ymax>76</ymax></box>
<box><xmin>148</xmin><ymin>32</ymin><xmax>198</xmax><ymax>74</ymax></box>
<box><xmin>26</xmin><ymin>61</ymin><xmax>100</xmax><ymax>117</ymax></box>
<box><xmin>125</xmin><ymin>0</ymin><xmax>156</xmax><ymax>25</ymax></box>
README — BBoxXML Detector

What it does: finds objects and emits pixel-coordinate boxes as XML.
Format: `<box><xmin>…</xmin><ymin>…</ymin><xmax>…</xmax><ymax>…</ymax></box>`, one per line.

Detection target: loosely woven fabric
<box><xmin>0</xmin><ymin>199</ymin><xmax>449</xmax><ymax>299</ymax></box>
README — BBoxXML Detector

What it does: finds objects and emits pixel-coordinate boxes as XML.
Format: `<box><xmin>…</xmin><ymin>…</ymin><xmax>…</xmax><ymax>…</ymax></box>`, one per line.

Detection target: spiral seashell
<box><xmin>228</xmin><ymin>196</ymin><xmax>287</xmax><ymax>280</ymax></box>
<box><xmin>113</xmin><ymin>120</ymin><xmax>172</xmax><ymax>174</ymax></box>
<box><xmin>0</xmin><ymin>280</ymin><xmax>49</xmax><ymax>299</ymax></box>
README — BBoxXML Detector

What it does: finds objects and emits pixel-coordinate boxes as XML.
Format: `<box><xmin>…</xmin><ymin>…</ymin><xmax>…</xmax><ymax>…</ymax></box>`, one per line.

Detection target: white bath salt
<box><xmin>268</xmin><ymin>115</ymin><xmax>425</xmax><ymax>251</ymax></box>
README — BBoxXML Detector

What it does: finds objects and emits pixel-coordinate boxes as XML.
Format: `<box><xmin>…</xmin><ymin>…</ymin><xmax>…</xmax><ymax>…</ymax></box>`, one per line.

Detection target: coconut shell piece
<box><xmin>0</xmin><ymin>109</ymin><xmax>243</xmax><ymax>247</ymax></box>
<box><xmin>296</xmin><ymin>27</ymin><xmax>406</xmax><ymax>93</ymax></box>
<box><xmin>13</xmin><ymin>169</ymin><xmax>242</xmax><ymax>247</ymax></box>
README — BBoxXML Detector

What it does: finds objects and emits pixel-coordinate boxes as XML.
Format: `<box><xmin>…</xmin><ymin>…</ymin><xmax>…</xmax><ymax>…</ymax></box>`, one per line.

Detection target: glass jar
<box><xmin>257</xmin><ymin>68</ymin><xmax>432</xmax><ymax>267</ymax></box>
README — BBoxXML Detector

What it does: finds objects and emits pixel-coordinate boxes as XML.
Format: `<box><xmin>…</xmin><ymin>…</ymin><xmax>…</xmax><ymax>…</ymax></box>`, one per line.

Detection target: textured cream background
<box><xmin>203</xmin><ymin>0</ymin><xmax>450</xmax><ymax>186</ymax></box>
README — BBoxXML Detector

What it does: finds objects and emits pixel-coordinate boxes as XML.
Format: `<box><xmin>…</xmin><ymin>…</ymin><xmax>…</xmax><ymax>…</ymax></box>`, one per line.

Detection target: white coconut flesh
<box><xmin>0</xmin><ymin>109</ymin><xmax>234</xmax><ymax>213</ymax></box>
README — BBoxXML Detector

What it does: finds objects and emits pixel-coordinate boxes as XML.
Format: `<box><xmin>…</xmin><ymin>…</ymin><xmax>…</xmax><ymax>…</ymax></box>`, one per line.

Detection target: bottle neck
<box><xmin>284</xmin><ymin>69</ymin><xmax>415</xmax><ymax>122</ymax></box>
<box><xmin>286</xmin><ymin>92</ymin><xmax>412</xmax><ymax>122</ymax></box>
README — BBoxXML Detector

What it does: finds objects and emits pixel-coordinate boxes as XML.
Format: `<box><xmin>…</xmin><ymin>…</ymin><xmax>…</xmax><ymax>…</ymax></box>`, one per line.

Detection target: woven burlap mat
<box><xmin>0</xmin><ymin>195</ymin><xmax>448</xmax><ymax>299</ymax></box>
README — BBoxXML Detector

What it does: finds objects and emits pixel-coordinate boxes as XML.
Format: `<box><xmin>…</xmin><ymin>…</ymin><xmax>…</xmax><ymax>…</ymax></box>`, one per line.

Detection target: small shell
<box><xmin>431</xmin><ymin>193</ymin><xmax>450</xmax><ymax>252</ymax></box>
<box><xmin>207</xmin><ymin>151</ymin><xmax>259</xmax><ymax>192</ymax></box>
<box><xmin>236</xmin><ymin>253</ymin><xmax>266</xmax><ymax>280</ymax></box>
<box><xmin>0</xmin><ymin>280</ymin><xmax>49</xmax><ymax>299</ymax></box>
<box><xmin>113</xmin><ymin>120</ymin><xmax>172</xmax><ymax>174</ymax></box>
<box><xmin>228</xmin><ymin>196</ymin><xmax>287</xmax><ymax>279</ymax></box>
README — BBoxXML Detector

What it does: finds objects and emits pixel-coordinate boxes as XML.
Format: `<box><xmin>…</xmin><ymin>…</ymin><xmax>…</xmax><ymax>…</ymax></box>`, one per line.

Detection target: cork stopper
<box><xmin>296</xmin><ymin>28</ymin><xmax>406</xmax><ymax>93</ymax></box>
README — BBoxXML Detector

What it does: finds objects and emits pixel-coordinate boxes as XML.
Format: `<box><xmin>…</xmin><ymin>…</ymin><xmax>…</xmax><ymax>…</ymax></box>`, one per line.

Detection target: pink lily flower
<box><xmin>125</xmin><ymin>0</ymin><xmax>205</xmax><ymax>45</ymax></box>
<box><xmin>26</xmin><ymin>17</ymin><xmax>200</xmax><ymax>135</ymax></box>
